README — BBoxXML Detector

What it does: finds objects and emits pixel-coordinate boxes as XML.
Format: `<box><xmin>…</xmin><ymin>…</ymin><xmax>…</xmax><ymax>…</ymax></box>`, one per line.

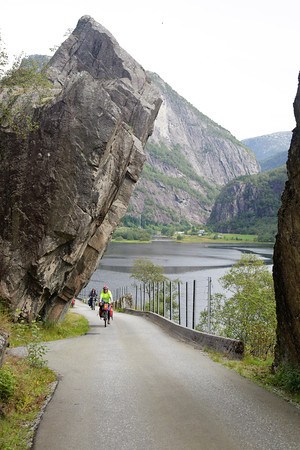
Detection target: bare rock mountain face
<box><xmin>0</xmin><ymin>16</ymin><xmax>161</xmax><ymax>321</ymax></box>
<box><xmin>127</xmin><ymin>73</ymin><xmax>260</xmax><ymax>225</ymax></box>
<box><xmin>273</xmin><ymin>72</ymin><xmax>300</xmax><ymax>368</ymax></box>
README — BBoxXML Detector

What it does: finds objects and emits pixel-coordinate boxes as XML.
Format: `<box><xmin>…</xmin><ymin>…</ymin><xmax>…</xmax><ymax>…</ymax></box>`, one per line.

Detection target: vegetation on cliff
<box><xmin>208</xmin><ymin>166</ymin><xmax>287</xmax><ymax>241</ymax></box>
<box><xmin>0</xmin><ymin>51</ymin><xmax>52</xmax><ymax>139</ymax></box>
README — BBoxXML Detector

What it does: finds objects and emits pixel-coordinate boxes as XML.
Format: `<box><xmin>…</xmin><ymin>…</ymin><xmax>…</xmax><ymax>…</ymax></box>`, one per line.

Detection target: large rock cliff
<box><xmin>127</xmin><ymin>73</ymin><xmax>260</xmax><ymax>225</ymax></box>
<box><xmin>273</xmin><ymin>73</ymin><xmax>300</xmax><ymax>368</ymax></box>
<box><xmin>0</xmin><ymin>16</ymin><xmax>161</xmax><ymax>321</ymax></box>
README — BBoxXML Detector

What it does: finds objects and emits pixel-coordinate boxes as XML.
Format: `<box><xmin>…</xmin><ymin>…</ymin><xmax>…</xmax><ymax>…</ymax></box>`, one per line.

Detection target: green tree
<box><xmin>196</xmin><ymin>293</ymin><xmax>225</xmax><ymax>336</ymax></box>
<box><xmin>113</xmin><ymin>227</ymin><xmax>151</xmax><ymax>241</ymax></box>
<box><xmin>0</xmin><ymin>34</ymin><xmax>8</xmax><ymax>78</ymax></box>
<box><xmin>130</xmin><ymin>259</ymin><xmax>181</xmax><ymax>319</ymax></box>
<box><xmin>131</xmin><ymin>259</ymin><xmax>167</xmax><ymax>284</ymax></box>
<box><xmin>131</xmin><ymin>259</ymin><xmax>168</xmax><ymax>312</ymax></box>
<box><xmin>0</xmin><ymin>53</ymin><xmax>52</xmax><ymax>138</ymax></box>
<box><xmin>197</xmin><ymin>255</ymin><xmax>276</xmax><ymax>358</ymax></box>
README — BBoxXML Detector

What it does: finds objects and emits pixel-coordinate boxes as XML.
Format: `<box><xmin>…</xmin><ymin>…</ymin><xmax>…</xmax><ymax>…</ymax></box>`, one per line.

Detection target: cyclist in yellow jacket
<box><xmin>99</xmin><ymin>285</ymin><xmax>113</xmax><ymax>324</ymax></box>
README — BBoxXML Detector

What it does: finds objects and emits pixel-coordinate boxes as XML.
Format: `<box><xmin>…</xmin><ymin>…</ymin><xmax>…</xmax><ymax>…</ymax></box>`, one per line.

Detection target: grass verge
<box><xmin>207</xmin><ymin>352</ymin><xmax>300</xmax><ymax>405</ymax></box>
<box><xmin>8</xmin><ymin>311</ymin><xmax>89</xmax><ymax>347</ymax></box>
<box><xmin>0</xmin><ymin>356</ymin><xmax>57</xmax><ymax>449</ymax></box>
<box><xmin>0</xmin><ymin>310</ymin><xmax>89</xmax><ymax>449</ymax></box>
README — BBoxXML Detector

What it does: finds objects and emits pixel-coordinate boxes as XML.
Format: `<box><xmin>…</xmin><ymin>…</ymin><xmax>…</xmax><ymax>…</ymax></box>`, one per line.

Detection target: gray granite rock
<box><xmin>0</xmin><ymin>16</ymin><xmax>161</xmax><ymax>322</ymax></box>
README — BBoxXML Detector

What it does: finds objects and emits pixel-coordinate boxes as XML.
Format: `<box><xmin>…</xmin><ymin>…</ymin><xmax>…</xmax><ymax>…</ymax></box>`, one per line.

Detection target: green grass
<box><xmin>0</xmin><ymin>310</ymin><xmax>89</xmax><ymax>449</ymax></box>
<box><xmin>9</xmin><ymin>311</ymin><xmax>89</xmax><ymax>347</ymax></box>
<box><xmin>207</xmin><ymin>352</ymin><xmax>300</xmax><ymax>404</ymax></box>
<box><xmin>178</xmin><ymin>233</ymin><xmax>259</xmax><ymax>243</ymax></box>
<box><xmin>0</xmin><ymin>356</ymin><xmax>57</xmax><ymax>449</ymax></box>
<box><xmin>111</xmin><ymin>232</ymin><xmax>261</xmax><ymax>244</ymax></box>
<box><xmin>111</xmin><ymin>239</ymin><xmax>151</xmax><ymax>244</ymax></box>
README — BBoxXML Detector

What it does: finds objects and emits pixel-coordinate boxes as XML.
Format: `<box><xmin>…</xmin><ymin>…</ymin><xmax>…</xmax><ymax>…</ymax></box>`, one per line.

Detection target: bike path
<box><xmin>33</xmin><ymin>300</ymin><xmax>300</xmax><ymax>450</ymax></box>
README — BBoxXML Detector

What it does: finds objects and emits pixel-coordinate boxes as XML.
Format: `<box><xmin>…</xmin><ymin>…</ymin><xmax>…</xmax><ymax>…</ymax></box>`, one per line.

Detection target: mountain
<box><xmin>126</xmin><ymin>73</ymin><xmax>260</xmax><ymax>226</ymax></box>
<box><xmin>259</xmin><ymin>151</ymin><xmax>288</xmax><ymax>172</ymax></box>
<box><xmin>242</xmin><ymin>131</ymin><xmax>292</xmax><ymax>171</ymax></box>
<box><xmin>23</xmin><ymin>58</ymin><xmax>260</xmax><ymax>227</ymax></box>
<box><xmin>207</xmin><ymin>166</ymin><xmax>287</xmax><ymax>241</ymax></box>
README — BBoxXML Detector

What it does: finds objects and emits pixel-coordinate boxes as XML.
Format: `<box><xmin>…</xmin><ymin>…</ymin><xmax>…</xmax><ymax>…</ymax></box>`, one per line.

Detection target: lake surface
<box><xmin>82</xmin><ymin>241</ymin><xmax>273</xmax><ymax>316</ymax></box>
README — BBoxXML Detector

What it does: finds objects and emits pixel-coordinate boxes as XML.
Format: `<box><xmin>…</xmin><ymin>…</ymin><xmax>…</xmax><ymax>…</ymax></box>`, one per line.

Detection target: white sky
<box><xmin>1</xmin><ymin>0</ymin><xmax>299</xmax><ymax>140</ymax></box>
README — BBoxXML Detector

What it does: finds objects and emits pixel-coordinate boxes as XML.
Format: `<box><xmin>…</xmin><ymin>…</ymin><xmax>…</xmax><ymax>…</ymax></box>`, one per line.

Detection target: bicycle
<box><xmin>99</xmin><ymin>302</ymin><xmax>111</xmax><ymax>327</ymax></box>
<box><xmin>88</xmin><ymin>296</ymin><xmax>96</xmax><ymax>310</ymax></box>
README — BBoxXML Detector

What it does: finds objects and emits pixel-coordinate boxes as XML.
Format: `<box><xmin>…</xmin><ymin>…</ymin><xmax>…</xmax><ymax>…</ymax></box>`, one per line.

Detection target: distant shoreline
<box><xmin>111</xmin><ymin>237</ymin><xmax>274</xmax><ymax>246</ymax></box>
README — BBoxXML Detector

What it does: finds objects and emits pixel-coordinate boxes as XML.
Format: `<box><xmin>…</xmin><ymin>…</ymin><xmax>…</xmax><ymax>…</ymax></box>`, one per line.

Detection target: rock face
<box><xmin>273</xmin><ymin>72</ymin><xmax>300</xmax><ymax>368</ymax></box>
<box><xmin>127</xmin><ymin>73</ymin><xmax>260</xmax><ymax>225</ymax></box>
<box><xmin>0</xmin><ymin>16</ymin><xmax>161</xmax><ymax>321</ymax></box>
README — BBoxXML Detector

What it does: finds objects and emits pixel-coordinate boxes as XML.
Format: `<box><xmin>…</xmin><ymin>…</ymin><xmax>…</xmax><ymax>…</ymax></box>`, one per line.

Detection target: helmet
<box><xmin>103</xmin><ymin>285</ymin><xmax>108</xmax><ymax>290</ymax></box>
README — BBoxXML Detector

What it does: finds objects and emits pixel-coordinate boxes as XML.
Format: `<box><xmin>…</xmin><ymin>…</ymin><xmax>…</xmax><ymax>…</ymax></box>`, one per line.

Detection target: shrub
<box><xmin>0</xmin><ymin>366</ymin><xmax>16</xmax><ymax>402</ymax></box>
<box><xmin>197</xmin><ymin>255</ymin><xmax>276</xmax><ymax>358</ymax></box>
<box><xmin>273</xmin><ymin>365</ymin><xmax>300</xmax><ymax>393</ymax></box>
<box><xmin>13</xmin><ymin>320</ymin><xmax>48</xmax><ymax>368</ymax></box>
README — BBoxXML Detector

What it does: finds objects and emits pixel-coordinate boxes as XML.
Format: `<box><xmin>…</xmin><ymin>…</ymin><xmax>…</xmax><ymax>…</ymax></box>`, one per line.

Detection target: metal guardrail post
<box><xmin>152</xmin><ymin>282</ymin><xmax>155</xmax><ymax>312</ymax></box>
<box><xmin>140</xmin><ymin>285</ymin><xmax>142</xmax><ymax>311</ymax></box>
<box><xmin>163</xmin><ymin>281</ymin><xmax>165</xmax><ymax>317</ymax></box>
<box><xmin>169</xmin><ymin>281</ymin><xmax>172</xmax><ymax>321</ymax></box>
<box><xmin>135</xmin><ymin>285</ymin><xmax>138</xmax><ymax>309</ymax></box>
<box><xmin>178</xmin><ymin>281</ymin><xmax>181</xmax><ymax>325</ymax></box>
<box><xmin>186</xmin><ymin>281</ymin><xmax>188</xmax><ymax>328</ymax></box>
<box><xmin>192</xmin><ymin>280</ymin><xmax>196</xmax><ymax>329</ymax></box>
<box><xmin>207</xmin><ymin>277</ymin><xmax>212</xmax><ymax>333</ymax></box>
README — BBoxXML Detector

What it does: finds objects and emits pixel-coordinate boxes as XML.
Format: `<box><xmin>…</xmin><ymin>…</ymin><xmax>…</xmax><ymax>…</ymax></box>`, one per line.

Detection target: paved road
<box><xmin>33</xmin><ymin>300</ymin><xmax>300</xmax><ymax>450</ymax></box>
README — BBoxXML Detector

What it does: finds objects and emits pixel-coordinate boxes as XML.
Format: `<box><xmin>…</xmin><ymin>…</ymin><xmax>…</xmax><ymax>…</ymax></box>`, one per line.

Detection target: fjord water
<box><xmin>84</xmin><ymin>241</ymin><xmax>273</xmax><ymax>315</ymax></box>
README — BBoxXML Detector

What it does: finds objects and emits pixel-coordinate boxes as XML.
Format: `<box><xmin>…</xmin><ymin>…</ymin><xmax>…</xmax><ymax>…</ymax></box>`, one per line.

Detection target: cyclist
<box><xmin>88</xmin><ymin>288</ymin><xmax>97</xmax><ymax>309</ymax></box>
<box><xmin>99</xmin><ymin>285</ymin><xmax>113</xmax><ymax>324</ymax></box>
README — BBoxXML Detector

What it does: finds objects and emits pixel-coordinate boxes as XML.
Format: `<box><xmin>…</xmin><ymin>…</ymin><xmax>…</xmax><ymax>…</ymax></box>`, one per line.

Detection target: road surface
<box><xmin>33</xmin><ymin>300</ymin><xmax>300</xmax><ymax>449</ymax></box>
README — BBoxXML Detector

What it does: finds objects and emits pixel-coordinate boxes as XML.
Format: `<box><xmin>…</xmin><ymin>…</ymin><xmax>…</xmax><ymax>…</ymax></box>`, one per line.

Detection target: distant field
<box><xmin>179</xmin><ymin>233</ymin><xmax>259</xmax><ymax>243</ymax></box>
<box><xmin>112</xmin><ymin>233</ymin><xmax>261</xmax><ymax>244</ymax></box>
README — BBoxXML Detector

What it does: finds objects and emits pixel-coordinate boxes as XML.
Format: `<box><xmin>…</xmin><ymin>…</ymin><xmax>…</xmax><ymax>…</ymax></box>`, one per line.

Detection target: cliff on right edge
<box><xmin>273</xmin><ymin>72</ymin><xmax>300</xmax><ymax>368</ymax></box>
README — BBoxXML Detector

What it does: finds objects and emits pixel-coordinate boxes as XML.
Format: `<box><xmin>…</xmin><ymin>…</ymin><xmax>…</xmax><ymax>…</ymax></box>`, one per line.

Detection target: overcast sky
<box><xmin>1</xmin><ymin>0</ymin><xmax>299</xmax><ymax>140</ymax></box>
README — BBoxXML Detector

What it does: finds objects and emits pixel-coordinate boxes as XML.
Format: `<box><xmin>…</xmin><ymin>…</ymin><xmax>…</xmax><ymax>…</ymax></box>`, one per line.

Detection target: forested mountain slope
<box><xmin>208</xmin><ymin>166</ymin><xmax>287</xmax><ymax>241</ymax></box>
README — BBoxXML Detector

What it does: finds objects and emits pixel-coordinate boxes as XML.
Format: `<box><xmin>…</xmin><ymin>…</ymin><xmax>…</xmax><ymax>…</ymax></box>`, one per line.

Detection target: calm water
<box><xmin>83</xmin><ymin>241</ymin><xmax>273</xmax><ymax>316</ymax></box>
